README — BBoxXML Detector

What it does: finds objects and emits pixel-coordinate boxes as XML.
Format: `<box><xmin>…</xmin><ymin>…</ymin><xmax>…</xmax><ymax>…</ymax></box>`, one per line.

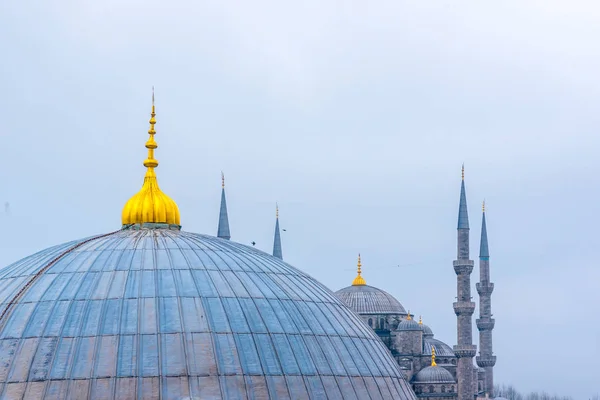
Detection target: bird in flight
<box><xmin>251</xmin><ymin>241</ymin><xmax>256</xmax><ymax>246</ymax></box>
<box><xmin>282</xmin><ymin>229</ymin><xmax>287</xmax><ymax>232</ymax></box>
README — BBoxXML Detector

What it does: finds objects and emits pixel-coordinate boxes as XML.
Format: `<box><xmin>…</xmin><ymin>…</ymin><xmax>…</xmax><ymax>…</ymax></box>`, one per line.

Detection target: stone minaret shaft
<box><xmin>476</xmin><ymin>203</ymin><xmax>496</xmax><ymax>397</ymax></box>
<box><xmin>453</xmin><ymin>168</ymin><xmax>477</xmax><ymax>400</ymax></box>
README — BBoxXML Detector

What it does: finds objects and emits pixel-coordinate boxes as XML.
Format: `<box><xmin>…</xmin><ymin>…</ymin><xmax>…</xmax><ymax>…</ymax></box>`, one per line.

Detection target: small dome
<box><xmin>335</xmin><ymin>285</ymin><xmax>407</xmax><ymax>315</ymax></box>
<box><xmin>424</xmin><ymin>338</ymin><xmax>455</xmax><ymax>357</ymax></box>
<box><xmin>420</xmin><ymin>323</ymin><xmax>434</xmax><ymax>337</ymax></box>
<box><xmin>397</xmin><ymin>318</ymin><xmax>421</xmax><ymax>331</ymax></box>
<box><xmin>412</xmin><ymin>365</ymin><xmax>455</xmax><ymax>384</ymax></box>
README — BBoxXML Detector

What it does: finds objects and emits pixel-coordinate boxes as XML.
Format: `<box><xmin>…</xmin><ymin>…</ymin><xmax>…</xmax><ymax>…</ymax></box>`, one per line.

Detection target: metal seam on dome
<box><xmin>0</xmin><ymin>228</ymin><xmax>125</xmax><ymax>331</ymax></box>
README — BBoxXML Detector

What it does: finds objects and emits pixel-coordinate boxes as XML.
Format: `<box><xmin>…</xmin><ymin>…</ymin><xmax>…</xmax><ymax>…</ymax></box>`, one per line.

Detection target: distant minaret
<box><xmin>273</xmin><ymin>204</ymin><xmax>283</xmax><ymax>259</ymax></box>
<box><xmin>453</xmin><ymin>165</ymin><xmax>477</xmax><ymax>400</ymax></box>
<box><xmin>217</xmin><ymin>172</ymin><xmax>231</xmax><ymax>240</ymax></box>
<box><xmin>476</xmin><ymin>201</ymin><xmax>497</xmax><ymax>397</ymax></box>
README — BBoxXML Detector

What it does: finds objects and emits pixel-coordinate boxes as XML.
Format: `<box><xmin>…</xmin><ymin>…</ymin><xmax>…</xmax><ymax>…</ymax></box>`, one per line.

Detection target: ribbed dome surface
<box><xmin>423</xmin><ymin>339</ymin><xmax>455</xmax><ymax>357</ymax></box>
<box><xmin>420</xmin><ymin>324</ymin><xmax>434</xmax><ymax>337</ymax></box>
<box><xmin>0</xmin><ymin>229</ymin><xmax>416</xmax><ymax>399</ymax></box>
<box><xmin>412</xmin><ymin>366</ymin><xmax>454</xmax><ymax>384</ymax></box>
<box><xmin>396</xmin><ymin>319</ymin><xmax>421</xmax><ymax>331</ymax></box>
<box><xmin>334</xmin><ymin>285</ymin><xmax>406</xmax><ymax>315</ymax></box>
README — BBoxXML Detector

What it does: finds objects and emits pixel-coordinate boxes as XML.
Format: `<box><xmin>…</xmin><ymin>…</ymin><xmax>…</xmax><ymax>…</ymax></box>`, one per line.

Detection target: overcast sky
<box><xmin>2</xmin><ymin>1</ymin><xmax>599</xmax><ymax>397</ymax></box>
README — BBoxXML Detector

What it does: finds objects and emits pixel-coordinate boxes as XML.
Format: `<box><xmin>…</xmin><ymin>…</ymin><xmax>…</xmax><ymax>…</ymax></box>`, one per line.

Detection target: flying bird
<box><xmin>251</xmin><ymin>241</ymin><xmax>256</xmax><ymax>246</ymax></box>
<box><xmin>282</xmin><ymin>229</ymin><xmax>287</xmax><ymax>232</ymax></box>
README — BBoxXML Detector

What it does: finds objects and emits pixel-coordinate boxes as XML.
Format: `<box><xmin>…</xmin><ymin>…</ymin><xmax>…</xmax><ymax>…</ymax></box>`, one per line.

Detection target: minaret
<box><xmin>272</xmin><ymin>204</ymin><xmax>283</xmax><ymax>259</ymax></box>
<box><xmin>217</xmin><ymin>172</ymin><xmax>231</xmax><ymax>240</ymax></box>
<box><xmin>476</xmin><ymin>201</ymin><xmax>496</xmax><ymax>397</ymax></box>
<box><xmin>453</xmin><ymin>165</ymin><xmax>477</xmax><ymax>400</ymax></box>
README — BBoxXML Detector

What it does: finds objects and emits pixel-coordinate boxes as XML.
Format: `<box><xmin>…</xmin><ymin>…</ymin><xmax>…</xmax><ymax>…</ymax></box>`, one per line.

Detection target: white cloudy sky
<box><xmin>2</xmin><ymin>0</ymin><xmax>600</xmax><ymax>397</ymax></box>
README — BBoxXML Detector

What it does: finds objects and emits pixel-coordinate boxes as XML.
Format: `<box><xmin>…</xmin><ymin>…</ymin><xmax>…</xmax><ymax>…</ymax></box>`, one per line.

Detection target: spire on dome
<box><xmin>273</xmin><ymin>204</ymin><xmax>283</xmax><ymax>259</ymax></box>
<box><xmin>121</xmin><ymin>88</ymin><xmax>181</xmax><ymax>228</ymax></box>
<box><xmin>217</xmin><ymin>172</ymin><xmax>231</xmax><ymax>240</ymax></box>
<box><xmin>431</xmin><ymin>346</ymin><xmax>437</xmax><ymax>367</ymax></box>
<box><xmin>407</xmin><ymin>311</ymin><xmax>412</xmax><ymax>320</ymax></box>
<box><xmin>458</xmin><ymin>164</ymin><xmax>469</xmax><ymax>230</ymax></box>
<box><xmin>419</xmin><ymin>316</ymin><xmax>423</xmax><ymax>325</ymax></box>
<box><xmin>352</xmin><ymin>253</ymin><xmax>366</xmax><ymax>286</ymax></box>
<box><xmin>480</xmin><ymin>201</ymin><xmax>489</xmax><ymax>258</ymax></box>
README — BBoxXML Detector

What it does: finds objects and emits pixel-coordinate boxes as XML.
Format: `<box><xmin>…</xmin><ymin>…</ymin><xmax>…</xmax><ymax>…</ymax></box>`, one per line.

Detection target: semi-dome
<box><xmin>418</xmin><ymin>318</ymin><xmax>434</xmax><ymax>337</ymax></box>
<box><xmin>412</xmin><ymin>366</ymin><xmax>455</xmax><ymax>384</ymax></box>
<box><xmin>0</xmin><ymin>97</ymin><xmax>417</xmax><ymax>400</ymax></box>
<box><xmin>335</xmin><ymin>256</ymin><xmax>407</xmax><ymax>315</ymax></box>
<box><xmin>424</xmin><ymin>338</ymin><xmax>455</xmax><ymax>357</ymax></box>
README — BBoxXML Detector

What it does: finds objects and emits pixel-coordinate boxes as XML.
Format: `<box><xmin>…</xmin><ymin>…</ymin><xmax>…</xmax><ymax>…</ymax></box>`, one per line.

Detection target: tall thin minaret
<box><xmin>273</xmin><ymin>204</ymin><xmax>283</xmax><ymax>259</ymax></box>
<box><xmin>453</xmin><ymin>165</ymin><xmax>477</xmax><ymax>400</ymax></box>
<box><xmin>217</xmin><ymin>172</ymin><xmax>231</xmax><ymax>240</ymax></box>
<box><xmin>476</xmin><ymin>201</ymin><xmax>496</xmax><ymax>397</ymax></box>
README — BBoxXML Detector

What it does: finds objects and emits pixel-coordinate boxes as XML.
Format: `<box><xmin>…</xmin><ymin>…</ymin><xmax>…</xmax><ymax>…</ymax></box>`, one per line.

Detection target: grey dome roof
<box><xmin>412</xmin><ymin>365</ymin><xmax>455</xmax><ymax>384</ymax></box>
<box><xmin>0</xmin><ymin>229</ymin><xmax>417</xmax><ymax>399</ymax></box>
<box><xmin>335</xmin><ymin>285</ymin><xmax>407</xmax><ymax>315</ymax></box>
<box><xmin>423</xmin><ymin>338</ymin><xmax>455</xmax><ymax>357</ymax></box>
<box><xmin>420</xmin><ymin>323</ymin><xmax>434</xmax><ymax>337</ymax></box>
<box><xmin>397</xmin><ymin>318</ymin><xmax>421</xmax><ymax>331</ymax></box>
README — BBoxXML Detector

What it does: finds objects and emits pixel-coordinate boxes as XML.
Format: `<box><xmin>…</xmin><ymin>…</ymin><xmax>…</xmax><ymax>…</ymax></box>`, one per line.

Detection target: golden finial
<box><xmin>407</xmin><ymin>311</ymin><xmax>412</xmax><ymax>320</ymax></box>
<box><xmin>419</xmin><ymin>315</ymin><xmax>423</xmax><ymax>325</ymax></box>
<box><xmin>121</xmin><ymin>89</ymin><xmax>181</xmax><ymax>227</ymax></box>
<box><xmin>482</xmin><ymin>200</ymin><xmax>486</xmax><ymax>213</ymax></box>
<box><xmin>276</xmin><ymin>203</ymin><xmax>279</xmax><ymax>219</ymax></box>
<box><xmin>221</xmin><ymin>171</ymin><xmax>225</xmax><ymax>189</ymax></box>
<box><xmin>352</xmin><ymin>253</ymin><xmax>366</xmax><ymax>286</ymax></box>
<box><xmin>431</xmin><ymin>346</ymin><xmax>437</xmax><ymax>366</ymax></box>
<box><xmin>461</xmin><ymin>163</ymin><xmax>465</xmax><ymax>181</ymax></box>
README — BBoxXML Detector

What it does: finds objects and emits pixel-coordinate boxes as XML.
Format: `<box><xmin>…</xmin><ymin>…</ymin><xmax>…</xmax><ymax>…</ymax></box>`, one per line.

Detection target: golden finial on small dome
<box><xmin>431</xmin><ymin>346</ymin><xmax>437</xmax><ymax>366</ymax></box>
<box><xmin>352</xmin><ymin>253</ymin><xmax>366</xmax><ymax>286</ymax></box>
<box><xmin>121</xmin><ymin>88</ymin><xmax>181</xmax><ymax>227</ymax></box>
<box><xmin>407</xmin><ymin>311</ymin><xmax>412</xmax><ymax>320</ymax></box>
<box><xmin>419</xmin><ymin>315</ymin><xmax>423</xmax><ymax>325</ymax></box>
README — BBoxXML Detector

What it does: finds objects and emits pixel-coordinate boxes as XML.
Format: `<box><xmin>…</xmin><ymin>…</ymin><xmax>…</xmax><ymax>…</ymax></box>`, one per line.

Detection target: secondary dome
<box><xmin>424</xmin><ymin>338</ymin><xmax>455</xmax><ymax>357</ymax></box>
<box><xmin>0</xmin><ymin>230</ymin><xmax>416</xmax><ymax>399</ymax></box>
<box><xmin>335</xmin><ymin>256</ymin><xmax>407</xmax><ymax>315</ymax></box>
<box><xmin>397</xmin><ymin>314</ymin><xmax>421</xmax><ymax>331</ymax></box>
<box><xmin>412</xmin><ymin>366</ymin><xmax>455</xmax><ymax>384</ymax></box>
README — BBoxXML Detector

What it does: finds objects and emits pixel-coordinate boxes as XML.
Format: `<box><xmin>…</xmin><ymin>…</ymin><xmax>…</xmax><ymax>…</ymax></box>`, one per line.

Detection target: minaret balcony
<box><xmin>476</xmin><ymin>318</ymin><xmax>495</xmax><ymax>330</ymax></box>
<box><xmin>453</xmin><ymin>344</ymin><xmax>477</xmax><ymax>358</ymax></box>
<box><xmin>453</xmin><ymin>301</ymin><xmax>476</xmax><ymax>316</ymax></box>
<box><xmin>453</xmin><ymin>260</ymin><xmax>474</xmax><ymax>275</ymax></box>
<box><xmin>476</xmin><ymin>355</ymin><xmax>497</xmax><ymax>367</ymax></box>
<box><xmin>476</xmin><ymin>282</ymin><xmax>494</xmax><ymax>295</ymax></box>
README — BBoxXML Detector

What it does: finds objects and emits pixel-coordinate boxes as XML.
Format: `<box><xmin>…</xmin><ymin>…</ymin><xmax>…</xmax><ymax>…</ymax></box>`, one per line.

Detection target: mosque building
<box><xmin>0</xmin><ymin>95</ymin><xmax>420</xmax><ymax>400</ymax></box>
<box><xmin>333</xmin><ymin>171</ymin><xmax>497</xmax><ymax>400</ymax></box>
<box><xmin>0</xmin><ymin>93</ymin><xmax>498</xmax><ymax>400</ymax></box>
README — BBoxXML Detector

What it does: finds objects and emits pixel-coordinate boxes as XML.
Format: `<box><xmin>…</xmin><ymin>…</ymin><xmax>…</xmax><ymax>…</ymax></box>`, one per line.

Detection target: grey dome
<box><xmin>412</xmin><ymin>366</ymin><xmax>455</xmax><ymax>384</ymax></box>
<box><xmin>424</xmin><ymin>338</ymin><xmax>455</xmax><ymax>357</ymax></box>
<box><xmin>420</xmin><ymin>323</ymin><xmax>434</xmax><ymax>337</ymax></box>
<box><xmin>0</xmin><ymin>229</ymin><xmax>417</xmax><ymax>399</ymax></box>
<box><xmin>396</xmin><ymin>318</ymin><xmax>421</xmax><ymax>331</ymax></box>
<box><xmin>335</xmin><ymin>285</ymin><xmax>407</xmax><ymax>315</ymax></box>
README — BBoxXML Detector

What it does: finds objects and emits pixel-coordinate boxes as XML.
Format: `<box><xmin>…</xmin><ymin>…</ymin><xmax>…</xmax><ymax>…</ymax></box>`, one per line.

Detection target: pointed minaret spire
<box><xmin>216</xmin><ymin>172</ymin><xmax>231</xmax><ymax>240</ymax></box>
<box><xmin>476</xmin><ymin>201</ymin><xmax>496</xmax><ymax>397</ymax></box>
<box><xmin>458</xmin><ymin>163</ymin><xmax>469</xmax><ymax>229</ymax></box>
<box><xmin>272</xmin><ymin>204</ymin><xmax>283</xmax><ymax>260</ymax></box>
<box><xmin>453</xmin><ymin>165</ymin><xmax>477</xmax><ymax>400</ymax></box>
